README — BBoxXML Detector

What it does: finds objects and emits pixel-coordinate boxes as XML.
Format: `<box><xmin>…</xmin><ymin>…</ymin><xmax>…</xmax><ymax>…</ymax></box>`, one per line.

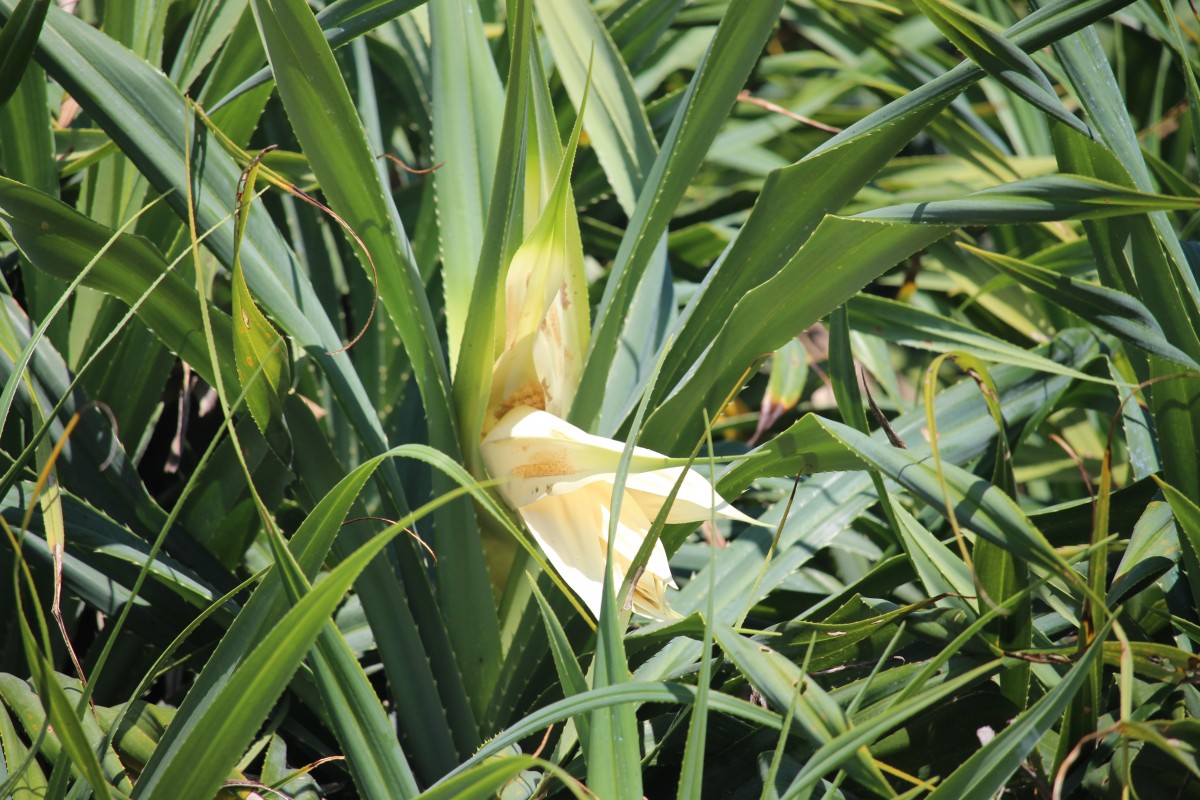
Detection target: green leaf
<box><xmin>891</xmin><ymin>504</ymin><xmax>975</xmax><ymax>601</ymax></box>
<box><xmin>780</xmin><ymin>660</ymin><xmax>1004</xmax><ymax>798</ymax></box>
<box><xmin>133</xmin><ymin>451</ymin><xmax>423</xmax><ymax>798</ymax></box>
<box><xmin>441</xmin><ymin>682</ymin><xmax>785</xmax><ymax>783</ymax></box>
<box><xmin>93</xmin><ymin>702</ymin><xmax>175</xmax><ymax>771</ymax></box>
<box><xmin>1108</xmin><ymin>499</ymin><xmax>1176</xmax><ymax>606</ymax></box>
<box><xmin>230</xmin><ymin>157</ymin><xmax>292</xmax><ymax>462</ymax></box>
<box><xmin>6</xmin><ymin>0</ymin><xmax>411</xmax><ymax>519</ymax></box>
<box><xmin>0</xmin><ymin>0</ymin><xmax>48</xmax><ymax>107</ymax></box>
<box><xmin>209</xmin><ymin>0</ymin><xmax>431</xmax><ymax>112</ymax></box>
<box><xmin>605</xmin><ymin>0</ymin><xmax>686</xmax><ymax>69</ymax></box>
<box><xmin>0</xmin><ymin>60</ymin><xmax>66</xmax><ymax>350</ymax></box>
<box><xmin>249</xmin><ymin>0</ymin><xmax>500</xmax><ymax>722</ymax></box>
<box><xmin>1156</xmin><ymin>477</ymin><xmax>1200</xmax><ymax>616</ymax></box>
<box><xmin>676</xmin><ymin>434</ymin><xmax>718</xmax><ymax>800</ymax></box>
<box><xmin>159</xmin><ymin>448</ymin><xmax>424</xmax><ymax>796</ymax></box>
<box><xmin>810</xmin><ymin>0</ymin><xmax>1138</xmax><ymax>159</ymax></box>
<box><xmin>529</xmin><ymin>578</ymin><xmax>589</xmax><ymax>746</ymax></box>
<box><xmin>719</xmin><ymin>413</ymin><xmax>868</xmax><ymax>493</ymax></box>
<box><xmin>587</xmin><ymin>408</ymin><xmax>649</xmax><ymax>800</ymax></box>
<box><xmin>0</xmin><ymin>698</ymin><xmax>47</xmax><ymax>797</ymax></box>
<box><xmin>1051</xmin><ymin>127</ymin><xmax>1200</xmax><ymax>505</ymax></box>
<box><xmin>856</xmin><ymin>174</ymin><xmax>1200</xmax><ymax>224</ymax></box>
<box><xmin>535</xmin><ymin>0</ymin><xmax>656</xmax><ymax>216</ymax></box>
<box><xmin>0</xmin><ymin>177</ymin><xmax>238</xmax><ymax>397</ymax></box>
<box><xmin>846</xmin><ymin>294</ymin><xmax>1101</xmax><ymax>382</ymax></box>
<box><xmin>416</xmin><ymin>755</ymin><xmax>585</xmax><ymax>800</ymax></box>
<box><xmin>536</xmin><ymin>0</ymin><xmax>676</xmax><ymax>433</ymax></box>
<box><xmin>131</xmin><ymin>472</ymin><xmax>476</xmax><ymax>800</ymax></box>
<box><xmin>1051</xmin><ymin>130</ymin><xmax>1200</xmax><ymax>352</ymax></box>
<box><xmin>926</xmin><ymin>626</ymin><xmax>1111</xmax><ymax>798</ymax></box>
<box><xmin>645</xmin><ymin>128</ymin><xmax>958</xmax><ymax>448</ymax></box>
<box><xmin>453</xmin><ymin>0</ymin><xmax>534</xmax><ymax>474</ymax></box>
<box><xmin>675</xmin><ymin>332</ymin><xmax>1098</xmax><ymax>623</ymax></box>
<box><xmin>913</xmin><ymin>0</ymin><xmax>1090</xmax><ymax>136</ymax></box>
<box><xmin>266</xmin><ymin>469</ymin><xmax>420</xmax><ymax>800</ymax></box>
<box><xmin>758</xmin><ymin>339</ymin><xmax>808</xmax><ymax>435</ymax></box>
<box><xmin>965</xmin><ymin>243</ymin><xmax>1200</xmax><ymax>370</ymax></box>
<box><xmin>6</xmin><ymin>655</ymin><xmax>113</xmax><ymax>800</ymax></box>
<box><xmin>646</xmin><ymin>218</ymin><xmax>951</xmax><ymax>452</ymax></box>
<box><xmin>429</xmin><ymin>0</ymin><xmax>503</xmax><ymax>367</ymax></box>
<box><xmin>712</xmin><ymin>624</ymin><xmax>893</xmax><ymax>796</ymax></box>
<box><xmin>168</xmin><ymin>0</ymin><xmax>253</xmax><ymax>90</ymax></box>
<box><xmin>802</xmin><ymin>415</ymin><xmax>1073</xmax><ymax>577</ymax></box>
<box><xmin>647</xmin><ymin>0</ymin><xmax>1141</xmax><ymax>445</ymax></box>
<box><xmin>573</xmin><ymin>0</ymin><xmax>786</xmax><ymax>431</ymax></box>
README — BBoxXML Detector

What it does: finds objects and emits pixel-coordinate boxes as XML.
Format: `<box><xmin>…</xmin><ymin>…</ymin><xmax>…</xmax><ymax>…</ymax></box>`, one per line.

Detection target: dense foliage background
<box><xmin>2</xmin><ymin>0</ymin><xmax>1200</xmax><ymax>797</ymax></box>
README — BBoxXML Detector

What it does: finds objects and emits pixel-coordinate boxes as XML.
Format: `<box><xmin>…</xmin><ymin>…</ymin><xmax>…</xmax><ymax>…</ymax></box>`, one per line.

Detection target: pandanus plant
<box><xmin>1</xmin><ymin>0</ymin><xmax>1200</xmax><ymax>797</ymax></box>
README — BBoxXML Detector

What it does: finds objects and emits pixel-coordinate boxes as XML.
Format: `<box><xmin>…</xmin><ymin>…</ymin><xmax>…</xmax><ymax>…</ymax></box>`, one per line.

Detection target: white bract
<box><xmin>481</xmin><ymin>406</ymin><xmax>755</xmax><ymax>618</ymax></box>
<box><xmin>479</xmin><ymin>121</ymin><xmax>752</xmax><ymax>620</ymax></box>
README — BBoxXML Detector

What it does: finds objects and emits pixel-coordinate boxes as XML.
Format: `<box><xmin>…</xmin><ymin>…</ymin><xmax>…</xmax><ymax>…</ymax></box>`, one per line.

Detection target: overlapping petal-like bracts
<box><xmin>481</xmin><ymin>407</ymin><xmax>754</xmax><ymax>619</ymax></box>
<box><xmin>480</xmin><ymin>117</ymin><xmax>753</xmax><ymax>620</ymax></box>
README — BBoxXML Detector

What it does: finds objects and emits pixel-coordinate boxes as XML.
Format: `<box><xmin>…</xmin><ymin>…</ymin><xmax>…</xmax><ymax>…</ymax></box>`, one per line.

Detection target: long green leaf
<box><xmin>926</xmin><ymin>625</ymin><xmax>1111</xmax><ymax>798</ymax></box>
<box><xmin>453</xmin><ymin>0</ymin><xmax>533</xmax><ymax>475</ymax></box>
<box><xmin>1051</xmin><ymin>127</ymin><xmax>1200</xmax><ymax>504</ymax></box>
<box><xmin>0</xmin><ymin>177</ymin><xmax>237</xmax><ymax>405</ymax></box>
<box><xmin>914</xmin><ymin>0</ymin><xmax>1090</xmax><ymax>136</ymax></box>
<box><xmin>0</xmin><ymin>59</ymin><xmax>65</xmax><ymax>350</ymax></box>
<box><xmin>12</xmin><ymin>636</ymin><xmax>113</xmax><ymax>798</ymax></box>
<box><xmin>2</xmin><ymin>0</ymin><xmax>411</xmax><ymax>520</ymax></box>
<box><xmin>230</xmin><ymin>158</ymin><xmax>292</xmax><ymax>461</ymax></box>
<box><xmin>807</xmin><ymin>415</ymin><xmax>1074</xmax><ymax>577</ymax></box>
<box><xmin>673</xmin><ymin>331</ymin><xmax>1098</xmax><ymax>622</ymax></box>
<box><xmin>713</xmin><ymin>624</ymin><xmax>893</xmax><ymax>796</ymax></box>
<box><xmin>249</xmin><ymin>0</ymin><xmax>500</xmax><ymax>724</ymax></box>
<box><xmin>967</xmin><ymin>244</ymin><xmax>1200</xmax><ymax>370</ymax></box>
<box><xmin>529</xmin><ymin>578</ymin><xmax>590</xmax><ymax>747</ymax></box>
<box><xmin>856</xmin><ymin>174</ymin><xmax>1200</xmax><ymax>224</ymax></box>
<box><xmin>130</xmin><ymin>453</ymin><xmax>416</xmax><ymax>798</ymax></box>
<box><xmin>641</xmin><ymin>0</ymin><xmax>1137</xmax><ymax>444</ymax></box>
<box><xmin>535</xmin><ymin>0</ymin><xmax>656</xmax><ymax>215</ymax></box>
<box><xmin>132</xmin><ymin>477</ymin><xmax>474</xmax><ymax>800</ymax></box>
<box><xmin>846</xmin><ymin>294</ymin><xmax>1101</xmax><ymax>381</ymax></box>
<box><xmin>168</xmin><ymin>0</ymin><xmax>251</xmax><ymax>90</ymax></box>
<box><xmin>573</xmin><ymin>0</ymin><xmax>786</xmax><ymax>431</ymax></box>
<box><xmin>646</xmin><ymin>217</ymin><xmax>951</xmax><ymax>452</ymax></box>
<box><xmin>0</xmin><ymin>0</ymin><xmax>48</xmax><ymax>106</ymax></box>
<box><xmin>429</xmin><ymin>0</ymin><xmax>503</xmax><ymax>367</ymax></box>
<box><xmin>209</xmin><ymin>0</ymin><xmax>430</xmax><ymax>112</ymax></box>
<box><xmin>779</xmin><ymin>660</ymin><xmax>1003</xmax><ymax>798</ymax></box>
<box><xmin>1156</xmin><ymin>477</ymin><xmax>1200</xmax><ymax>616</ymax></box>
<box><xmin>440</xmin><ymin>682</ymin><xmax>784</xmax><ymax>784</ymax></box>
<box><xmin>416</xmin><ymin>755</ymin><xmax>586</xmax><ymax>800</ymax></box>
<box><xmin>809</xmin><ymin>0</ymin><xmax>1137</xmax><ymax>159</ymax></box>
<box><xmin>0</xmin><ymin>697</ymin><xmax>47</xmax><ymax>797</ymax></box>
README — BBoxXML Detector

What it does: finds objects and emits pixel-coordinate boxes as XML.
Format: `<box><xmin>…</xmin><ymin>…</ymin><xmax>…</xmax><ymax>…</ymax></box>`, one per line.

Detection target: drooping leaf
<box><xmin>965</xmin><ymin>244</ymin><xmax>1200</xmax><ymax>370</ymax></box>
<box><xmin>230</xmin><ymin>156</ymin><xmax>292</xmax><ymax>462</ymax></box>
<box><xmin>913</xmin><ymin>0</ymin><xmax>1091</xmax><ymax>136</ymax></box>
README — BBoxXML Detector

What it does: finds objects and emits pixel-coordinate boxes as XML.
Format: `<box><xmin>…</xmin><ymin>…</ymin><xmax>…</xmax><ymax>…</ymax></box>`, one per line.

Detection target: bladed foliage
<box><xmin>0</xmin><ymin>0</ymin><xmax>1197</xmax><ymax>798</ymax></box>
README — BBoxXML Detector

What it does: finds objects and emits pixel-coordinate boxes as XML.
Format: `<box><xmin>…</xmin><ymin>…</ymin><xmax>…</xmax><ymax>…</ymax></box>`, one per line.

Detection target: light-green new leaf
<box><xmin>231</xmin><ymin>158</ymin><xmax>292</xmax><ymax>463</ymax></box>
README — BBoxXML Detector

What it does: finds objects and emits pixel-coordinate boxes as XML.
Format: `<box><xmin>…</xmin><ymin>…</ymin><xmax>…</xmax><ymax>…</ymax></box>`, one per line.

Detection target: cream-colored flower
<box><xmin>479</xmin><ymin>111</ymin><xmax>754</xmax><ymax>621</ymax></box>
<box><xmin>481</xmin><ymin>406</ymin><xmax>755</xmax><ymax>619</ymax></box>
